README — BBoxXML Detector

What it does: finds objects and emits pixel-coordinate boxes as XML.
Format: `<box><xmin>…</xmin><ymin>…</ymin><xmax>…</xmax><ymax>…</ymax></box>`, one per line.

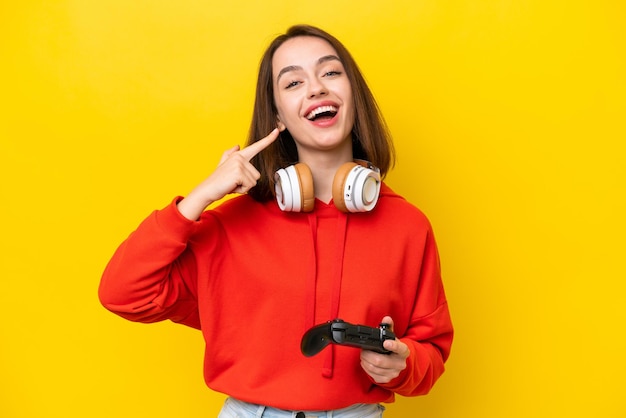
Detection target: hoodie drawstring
<box><xmin>305</xmin><ymin>207</ymin><xmax>349</xmax><ymax>378</ymax></box>
<box><xmin>322</xmin><ymin>212</ymin><xmax>349</xmax><ymax>378</ymax></box>
<box><xmin>305</xmin><ymin>214</ymin><xmax>318</xmax><ymax>333</ymax></box>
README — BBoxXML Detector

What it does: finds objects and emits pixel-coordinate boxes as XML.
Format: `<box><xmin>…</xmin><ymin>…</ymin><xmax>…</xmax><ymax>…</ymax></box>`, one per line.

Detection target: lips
<box><xmin>304</xmin><ymin>101</ymin><xmax>340</xmax><ymax>125</ymax></box>
<box><xmin>305</xmin><ymin>105</ymin><xmax>338</xmax><ymax>120</ymax></box>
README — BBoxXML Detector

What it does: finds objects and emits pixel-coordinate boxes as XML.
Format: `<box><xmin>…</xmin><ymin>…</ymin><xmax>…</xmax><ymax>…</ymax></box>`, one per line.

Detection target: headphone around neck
<box><xmin>274</xmin><ymin>160</ymin><xmax>381</xmax><ymax>213</ymax></box>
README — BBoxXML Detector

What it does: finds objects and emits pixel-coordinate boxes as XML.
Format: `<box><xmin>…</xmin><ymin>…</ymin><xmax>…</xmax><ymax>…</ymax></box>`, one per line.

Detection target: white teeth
<box><xmin>306</xmin><ymin>105</ymin><xmax>338</xmax><ymax>120</ymax></box>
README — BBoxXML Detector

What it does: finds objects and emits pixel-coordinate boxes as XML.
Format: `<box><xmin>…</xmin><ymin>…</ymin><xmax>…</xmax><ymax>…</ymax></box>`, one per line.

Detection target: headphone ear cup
<box><xmin>274</xmin><ymin>163</ymin><xmax>315</xmax><ymax>212</ymax></box>
<box><xmin>274</xmin><ymin>166</ymin><xmax>295</xmax><ymax>211</ymax></box>
<box><xmin>332</xmin><ymin>162</ymin><xmax>358</xmax><ymax>212</ymax></box>
<box><xmin>294</xmin><ymin>163</ymin><xmax>315</xmax><ymax>212</ymax></box>
<box><xmin>332</xmin><ymin>161</ymin><xmax>381</xmax><ymax>212</ymax></box>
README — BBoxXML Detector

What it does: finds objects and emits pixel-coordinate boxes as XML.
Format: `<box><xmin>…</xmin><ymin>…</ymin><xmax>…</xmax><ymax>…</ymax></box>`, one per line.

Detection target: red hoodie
<box><xmin>99</xmin><ymin>184</ymin><xmax>453</xmax><ymax>411</ymax></box>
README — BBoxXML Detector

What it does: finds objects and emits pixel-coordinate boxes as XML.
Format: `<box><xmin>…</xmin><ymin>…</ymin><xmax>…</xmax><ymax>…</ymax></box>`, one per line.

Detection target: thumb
<box><xmin>218</xmin><ymin>144</ymin><xmax>241</xmax><ymax>165</ymax></box>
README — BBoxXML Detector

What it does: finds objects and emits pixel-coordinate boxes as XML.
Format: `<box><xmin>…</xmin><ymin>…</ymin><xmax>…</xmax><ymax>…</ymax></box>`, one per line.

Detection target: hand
<box><xmin>177</xmin><ymin>128</ymin><xmax>280</xmax><ymax>220</ymax></box>
<box><xmin>360</xmin><ymin>316</ymin><xmax>410</xmax><ymax>384</ymax></box>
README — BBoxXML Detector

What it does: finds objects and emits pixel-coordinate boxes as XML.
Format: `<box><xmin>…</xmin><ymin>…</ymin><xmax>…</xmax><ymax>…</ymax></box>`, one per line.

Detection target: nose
<box><xmin>307</xmin><ymin>77</ymin><xmax>327</xmax><ymax>98</ymax></box>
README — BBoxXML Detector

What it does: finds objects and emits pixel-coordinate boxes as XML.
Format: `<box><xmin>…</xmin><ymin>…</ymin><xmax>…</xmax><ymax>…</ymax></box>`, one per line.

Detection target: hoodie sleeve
<box><xmin>379</xmin><ymin>226</ymin><xmax>454</xmax><ymax>396</ymax></box>
<box><xmin>98</xmin><ymin>198</ymin><xmax>202</xmax><ymax>329</ymax></box>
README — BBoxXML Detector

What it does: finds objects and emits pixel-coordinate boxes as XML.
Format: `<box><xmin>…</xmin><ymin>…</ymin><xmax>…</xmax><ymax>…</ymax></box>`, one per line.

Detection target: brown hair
<box><xmin>247</xmin><ymin>24</ymin><xmax>395</xmax><ymax>202</ymax></box>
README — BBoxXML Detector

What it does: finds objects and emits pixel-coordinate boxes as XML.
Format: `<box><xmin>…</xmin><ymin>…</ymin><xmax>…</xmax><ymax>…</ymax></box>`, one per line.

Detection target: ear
<box><xmin>276</xmin><ymin>117</ymin><xmax>286</xmax><ymax>132</ymax></box>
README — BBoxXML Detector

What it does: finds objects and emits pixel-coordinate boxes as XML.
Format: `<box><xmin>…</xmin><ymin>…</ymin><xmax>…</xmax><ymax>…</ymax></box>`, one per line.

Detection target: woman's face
<box><xmin>272</xmin><ymin>36</ymin><xmax>355</xmax><ymax>157</ymax></box>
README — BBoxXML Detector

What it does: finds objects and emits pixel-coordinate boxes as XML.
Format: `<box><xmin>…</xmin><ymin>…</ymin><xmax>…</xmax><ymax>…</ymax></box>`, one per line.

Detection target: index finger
<box><xmin>239</xmin><ymin>128</ymin><xmax>280</xmax><ymax>161</ymax></box>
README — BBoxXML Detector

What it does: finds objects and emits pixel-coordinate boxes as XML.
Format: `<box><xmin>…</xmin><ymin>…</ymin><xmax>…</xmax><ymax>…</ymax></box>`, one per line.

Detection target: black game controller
<box><xmin>301</xmin><ymin>319</ymin><xmax>396</xmax><ymax>357</ymax></box>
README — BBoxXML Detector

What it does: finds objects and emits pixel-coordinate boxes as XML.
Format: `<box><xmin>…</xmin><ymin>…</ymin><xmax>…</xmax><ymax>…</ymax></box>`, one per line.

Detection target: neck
<box><xmin>297</xmin><ymin>145</ymin><xmax>353</xmax><ymax>204</ymax></box>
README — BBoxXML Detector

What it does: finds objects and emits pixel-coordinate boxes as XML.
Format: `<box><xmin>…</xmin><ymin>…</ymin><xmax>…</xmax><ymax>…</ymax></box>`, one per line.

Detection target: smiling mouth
<box><xmin>305</xmin><ymin>105</ymin><xmax>338</xmax><ymax>121</ymax></box>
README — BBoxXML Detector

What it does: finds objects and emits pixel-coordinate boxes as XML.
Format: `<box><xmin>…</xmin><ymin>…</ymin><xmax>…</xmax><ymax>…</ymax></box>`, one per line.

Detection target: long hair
<box><xmin>247</xmin><ymin>24</ymin><xmax>395</xmax><ymax>202</ymax></box>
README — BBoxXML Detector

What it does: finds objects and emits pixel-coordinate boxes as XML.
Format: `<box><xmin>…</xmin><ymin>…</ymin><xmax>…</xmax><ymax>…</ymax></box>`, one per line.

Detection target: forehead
<box><xmin>272</xmin><ymin>36</ymin><xmax>340</xmax><ymax>77</ymax></box>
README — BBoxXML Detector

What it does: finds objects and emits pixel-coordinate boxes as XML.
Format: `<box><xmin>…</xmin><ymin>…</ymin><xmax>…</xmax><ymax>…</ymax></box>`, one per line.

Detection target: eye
<box><xmin>285</xmin><ymin>80</ymin><xmax>301</xmax><ymax>89</ymax></box>
<box><xmin>324</xmin><ymin>70</ymin><xmax>342</xmax><ymax>77</ymax></box>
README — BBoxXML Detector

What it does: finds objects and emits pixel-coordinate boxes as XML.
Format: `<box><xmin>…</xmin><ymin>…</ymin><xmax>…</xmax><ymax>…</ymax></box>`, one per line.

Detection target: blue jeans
<box><xmin>217</xmin><ymin>397</ymin><xmax>385</xmax><ymax>418</ymax></box>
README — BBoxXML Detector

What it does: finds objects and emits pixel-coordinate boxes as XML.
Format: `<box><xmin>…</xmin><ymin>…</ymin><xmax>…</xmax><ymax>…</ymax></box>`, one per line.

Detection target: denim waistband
<box><xmin>218</xmin><ymin>397</ymin><xmax>385</xmax><ymax>418</ymax></box>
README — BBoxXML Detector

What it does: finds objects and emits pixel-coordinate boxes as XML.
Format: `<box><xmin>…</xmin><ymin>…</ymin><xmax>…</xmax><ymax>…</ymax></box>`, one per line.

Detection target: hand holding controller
<box><xmin>301</xmin><ymin>319</ymin><xmax>396</xmax><ymax>357</ymax></box>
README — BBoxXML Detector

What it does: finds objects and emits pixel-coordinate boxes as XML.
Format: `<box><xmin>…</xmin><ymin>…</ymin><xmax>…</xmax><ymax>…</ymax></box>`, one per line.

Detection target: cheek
<box><xmin>343</xmin><ymin>98</ymin><xmax>356</xmax><ymax>125</ymax></box>
<box><xmin>346</xmin><ymin>96</ymin><xmax>356</xmax><ymax>122</ymax></box>
<box><xmin>275</xmin><ymin>97</ymin><xmax>298</xmax><ymax>123</ymax></box>
<box><xmin>273</xmin><ymin>92</ymin><xmax>285</xmax><ymax>114</ymax></box>
<box><xmin>340</xmin><ymin>84</ymin><xmax>355</xmax><ymax>120</ymax></box>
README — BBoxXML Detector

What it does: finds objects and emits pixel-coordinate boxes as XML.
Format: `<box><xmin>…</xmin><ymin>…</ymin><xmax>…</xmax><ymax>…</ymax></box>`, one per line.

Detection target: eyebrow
<box><xmin>276</xmin><ymin>54</ymin><xmax>342</xmax><ymax>83</ymax></box>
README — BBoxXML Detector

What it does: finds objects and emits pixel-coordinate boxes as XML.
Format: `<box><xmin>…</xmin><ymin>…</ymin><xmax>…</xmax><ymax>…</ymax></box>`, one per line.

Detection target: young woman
<box><xmin>99</xmin><ymin>24</ymin><xmax>453</xmax><ymax>417</ymax></box>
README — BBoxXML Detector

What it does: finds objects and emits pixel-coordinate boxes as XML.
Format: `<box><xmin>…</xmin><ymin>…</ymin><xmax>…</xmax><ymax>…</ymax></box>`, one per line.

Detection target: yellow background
<box><xmin>1</xmin><ymin>1</ymin><xmax>624</xmax><ymax>417</ymax></box>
